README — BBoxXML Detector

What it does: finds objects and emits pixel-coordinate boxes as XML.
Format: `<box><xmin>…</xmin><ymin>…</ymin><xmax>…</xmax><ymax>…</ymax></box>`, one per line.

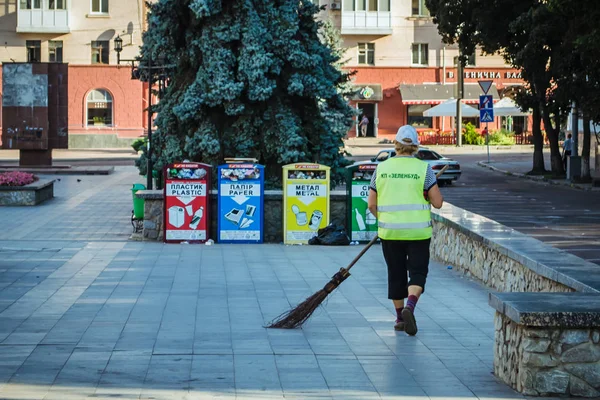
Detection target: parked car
<box><xmin>363</xmin><ymin>147</ymin><xmax>462</xmax><ymax>184</ymax></box>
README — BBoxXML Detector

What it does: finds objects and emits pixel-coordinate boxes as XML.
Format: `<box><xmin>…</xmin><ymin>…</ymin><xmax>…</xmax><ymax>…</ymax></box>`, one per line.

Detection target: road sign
<box><xmin>479</xmin><ymin>95</ymin><xmax>493</xmax><ymax>110</ymax></box>
<box><xmin>480</xmin><ymin>109</ymin><xmax>494</xmax><ymax>122</ymax></box>
<box><xmin>478</xmin><ymin>80</ymin><xmax>493</xmax><ymax>95</ymax></box>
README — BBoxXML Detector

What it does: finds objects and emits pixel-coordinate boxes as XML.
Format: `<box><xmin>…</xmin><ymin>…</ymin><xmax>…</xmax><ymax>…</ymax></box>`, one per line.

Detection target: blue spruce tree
<box><xmin>138</xmin><ymin>0</ymin><xmax>355</xmax><ymax>186</ymax></box>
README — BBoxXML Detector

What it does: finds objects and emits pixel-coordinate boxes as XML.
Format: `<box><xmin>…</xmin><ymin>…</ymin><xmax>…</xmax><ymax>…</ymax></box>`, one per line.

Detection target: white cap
<box><xmin>395</xmin><ymin>125</ymin><xmax>420</xmax><ymax>145</ymax></box>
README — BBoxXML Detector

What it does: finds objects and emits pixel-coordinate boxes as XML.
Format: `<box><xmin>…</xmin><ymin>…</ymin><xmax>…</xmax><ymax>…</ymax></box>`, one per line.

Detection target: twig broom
<box><xmin>265</xmin><ymin>165</ymin><xmax>448</xmax><ymax>329</ymax></box>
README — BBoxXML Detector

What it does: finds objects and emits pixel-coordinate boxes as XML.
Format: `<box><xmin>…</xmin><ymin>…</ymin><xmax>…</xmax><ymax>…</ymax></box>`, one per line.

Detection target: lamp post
<box><xmin>114</xmin><ymin>35</ymin><xmax>172</xmax><ymax>190</ymax></box>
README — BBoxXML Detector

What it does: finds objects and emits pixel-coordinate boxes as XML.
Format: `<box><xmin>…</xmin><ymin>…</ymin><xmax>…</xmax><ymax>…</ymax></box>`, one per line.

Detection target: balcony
<box><xmin>17</xmin><ymin>2</ymin><xmax>70</xmax><ymax>33</ymax></box>
<box><xmin>340</xmin><ymin>11</ymin><xmax>392</xmax><ymax>35</ymax></box>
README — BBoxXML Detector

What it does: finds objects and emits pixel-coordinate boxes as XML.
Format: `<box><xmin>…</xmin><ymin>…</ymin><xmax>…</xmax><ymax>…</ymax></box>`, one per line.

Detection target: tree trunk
<box><xmin>582</xmin><ymin>115</ymin><xmax>591</xmax><ymax>181</ymax></box>
<box><xmin>530</xmin><ymin>104</ymin><xmax>546</xmax><ymax>174</ymax></box>
<box><xmin>541</xmin><ymin>104</ymin><xmax>564</xmax><ymax>176</ymax></box>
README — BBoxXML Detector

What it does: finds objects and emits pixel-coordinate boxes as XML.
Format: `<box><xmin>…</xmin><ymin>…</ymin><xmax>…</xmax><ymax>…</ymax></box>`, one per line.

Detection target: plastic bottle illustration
<box><xmin>189</xmin><ymin>206</ymin><xmax>204</xmax><ymax>229</ymax></box>
<box><xmin>355</xmin><ymin>208</ymin><xmax>366</xmax><ymax>231</ymax></box>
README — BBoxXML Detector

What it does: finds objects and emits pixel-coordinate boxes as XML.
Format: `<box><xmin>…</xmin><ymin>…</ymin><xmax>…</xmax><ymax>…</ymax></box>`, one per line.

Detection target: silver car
<box><xmin>367</xmin><ymin>147</ymin><xmax>462</xmax><ymax>184</ymax></box>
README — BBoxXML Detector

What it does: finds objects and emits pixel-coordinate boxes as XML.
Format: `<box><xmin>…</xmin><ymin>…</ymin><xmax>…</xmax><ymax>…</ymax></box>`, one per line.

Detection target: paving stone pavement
<box><xmin>0</xmin><ymin>167</ymin><xmax>559</xmax><ymax>399</ymax></box>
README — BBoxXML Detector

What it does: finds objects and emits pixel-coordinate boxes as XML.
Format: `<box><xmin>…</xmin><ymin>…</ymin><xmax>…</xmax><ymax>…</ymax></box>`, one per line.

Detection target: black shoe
<box><xmin>401</xmin><ymin>308</ymin><xmax>418</xmax><ymax>336</ymax></box>
<box><xmin>394</xmin><ymin>320</ymin><xmax>405</xmax><ymax>331</ymax></box>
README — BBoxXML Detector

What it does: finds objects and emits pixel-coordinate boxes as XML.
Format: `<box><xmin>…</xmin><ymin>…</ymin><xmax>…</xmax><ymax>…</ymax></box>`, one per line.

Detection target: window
<box><xmin>48</xmin><ymin>41</ymin><xmax>63</xmax><ymax>62</ymax></box>
<box><xmin>407</xmin><ymin>105</ymin><xmax>433</xmax><ymax>128</ymax></box>
<box><xmin>48</xmin><ymin>0</ymin><xmax>66</xmax><ymax>9</ymax></box>
<box><xmin>87</xmin><ymin>89</ymin><xmax>113</xmax><ymax>127</ymax></box>
<box><xmin>358</xmin><ymin>43</ymin><xmax>375</xmax><ymax>65</ymax></box>
<box><xmin>466</xmin><ymin>52</ymin><xmax>476</xmax><ymax>66</ymax></box>
<box><xmin>26</xmin><ymin>40</ymin><xmax>41</xmax><ymax>63</ymax></box>
<box><xmin>343</xmin><ymin>0</ymin><xmax>354</xmax><ymax>11</ymax></box>
<box><xmin>411</xmin><ymin>0</ymin><xmax>429</xmax><ymax>16</ymax></box>
<box><xmin>91</xmin><ymin>40</ymin><xmax>109</xmax><ymax>64</ymax></box>
<box><xmin>412</xmin><ymin>43</ymin><xmax>428</xmax><ymax>66</ymax></box>
<box><xmin>379</xmin><ymin>0</ymin><xmax>390</xmax><ymax>12</ymax></box>
<box><xmin>20</xmin><ymin>0</ymin><xmax>41</xmax><ymax>9</ymax></box>
<box><xmin>376</xmin><ymin>151</ymin><xmax>391</xmax><ymax>162</ymax></box>
<box><xmin>91</xmin><ymin>0</ymin><xmax>108</xmax><ymax>14</ymax></box>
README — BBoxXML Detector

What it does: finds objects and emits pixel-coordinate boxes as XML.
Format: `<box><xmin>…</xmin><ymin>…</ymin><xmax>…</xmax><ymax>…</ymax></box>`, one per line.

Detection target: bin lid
<box><xmin>346</xmin><ymin>162</ymin><xmax>378</xmax><ymax>171</ymax></box>
<box><xmin>224</xmin><ymin>158</ymin><xmax>258</xmax><ymax>163</ymax></box>
<box><xmin>132</xmin><ymin>183</ymin><xmax>146</xmax><ymax>191</ymax></box>
<box><xmin>282</xmin><ymin>163</ymin><xmax>330</xmax><ymax>171</ymax></box>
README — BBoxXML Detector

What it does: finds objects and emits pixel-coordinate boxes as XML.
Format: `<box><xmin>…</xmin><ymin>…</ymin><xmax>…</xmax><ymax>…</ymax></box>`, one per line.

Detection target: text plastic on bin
<box><xmin>163</xmin><ymin>162</ymin><xmax>211</xmax><ymax>243</ymax></box>
<box><xmin>282</xmin><ymin>163</ymin><xmax>330</xmax><ymax>244</ymax></box>
<box><xmin>346</xmin><ymin>163</ymin><xmax>378</xmax><ymax>242</ymax></box>
<box><xmin>217</xmin><ymin>163</ymin><xmax>264</xmax><ymax>243</ymax></box>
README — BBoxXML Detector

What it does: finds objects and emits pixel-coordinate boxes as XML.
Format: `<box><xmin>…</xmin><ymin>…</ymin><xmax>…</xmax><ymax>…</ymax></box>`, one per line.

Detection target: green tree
<box><xmin>138</xmin><ymin>0</ymin><xmax>355</xmax><ymax>186</ymax></box>
<box><xmin>548</xmin><ymin>0</ymin><xmax>600</xmax><ymax>181</ymax></box>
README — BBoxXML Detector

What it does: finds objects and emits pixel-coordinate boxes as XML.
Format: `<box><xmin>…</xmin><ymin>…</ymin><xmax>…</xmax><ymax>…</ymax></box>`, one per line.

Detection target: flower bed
<box><xmin>0</xmin><ymin>171</ymin><xmax>38</xmax><ymax>187</ymax></box>
<box><xmin>0</xmin><ymin>174</ymin><xmax>53</xmax><ymax>206</ymax></box>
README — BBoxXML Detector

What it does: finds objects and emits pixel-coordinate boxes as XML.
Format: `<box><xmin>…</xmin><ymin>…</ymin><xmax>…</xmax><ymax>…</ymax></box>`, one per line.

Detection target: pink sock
<box><xmin>406</xmin><ymin>295</ymin><xmax>418</xmax><ymax>313</ymax></box>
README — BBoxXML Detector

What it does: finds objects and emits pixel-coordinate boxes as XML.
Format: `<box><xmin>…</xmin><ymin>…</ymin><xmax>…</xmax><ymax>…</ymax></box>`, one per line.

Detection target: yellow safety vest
<box><xmin>376</xmin><ymin>157</ymin><xmax>432</xmax><ymax>240</ymax></box>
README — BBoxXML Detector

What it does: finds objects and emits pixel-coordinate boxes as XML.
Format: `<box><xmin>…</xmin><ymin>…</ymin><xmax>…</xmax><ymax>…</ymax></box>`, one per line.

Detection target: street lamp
<box><xmin>114</xmin><ymin>36</ymin><xmax>172</xmax><ymax>190</ymax></box>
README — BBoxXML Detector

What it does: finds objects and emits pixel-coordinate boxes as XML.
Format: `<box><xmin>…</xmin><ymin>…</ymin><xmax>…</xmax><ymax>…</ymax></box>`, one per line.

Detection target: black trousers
<box><xmin>381</xmin><ymin>238</ymin><xmax>430</xmax><ymax>300</ymax></box>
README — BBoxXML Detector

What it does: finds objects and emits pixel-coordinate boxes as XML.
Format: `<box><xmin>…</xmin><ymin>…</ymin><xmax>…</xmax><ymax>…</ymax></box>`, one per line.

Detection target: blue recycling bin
<box><xmin>217</xmin><ymin>162</ymin><xmax>265</xmax><ymax>243</ymax></box>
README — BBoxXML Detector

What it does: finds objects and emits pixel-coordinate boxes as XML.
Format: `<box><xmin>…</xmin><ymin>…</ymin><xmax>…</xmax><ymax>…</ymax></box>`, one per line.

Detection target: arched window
<box><xmin>86</xmin><ymin>89</ymin><xmax>113</xmax><ymax>127</ymax></box>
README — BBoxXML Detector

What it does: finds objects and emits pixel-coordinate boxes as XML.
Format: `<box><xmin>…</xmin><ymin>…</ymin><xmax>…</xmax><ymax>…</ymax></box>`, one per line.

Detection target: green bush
<box><xmin>131</xmin><ymin>138</ymin><xmax>148</xmax><ymax>153</ymax></box>
<box><xmin>463</xmin><ymin>122</ymin><xmax>484</xmax><ymax>145</ymax></box>
<box><xmin>489</xmin><ymin>130</ymin><xmax>515</xmax><ymax>145</ymax></box>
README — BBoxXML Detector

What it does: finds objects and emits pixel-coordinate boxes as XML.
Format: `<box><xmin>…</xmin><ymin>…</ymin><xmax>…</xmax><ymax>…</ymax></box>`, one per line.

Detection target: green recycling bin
<box><xmin>346</xmin><ymin>163</ymin><xmax>378</xmax><ymax>242</ymax></box>
<box><xmin>132</xmin><ymin>183</ymin><xmax>146</xmax><ymax>220</ymax></box>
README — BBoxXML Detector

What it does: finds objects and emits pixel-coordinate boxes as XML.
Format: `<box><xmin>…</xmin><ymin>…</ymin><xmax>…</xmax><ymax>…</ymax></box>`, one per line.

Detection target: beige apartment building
<box><xmin>319</xmin><ymin>0</ymin><xmax>527</xmax><ymax>139</ymax></box>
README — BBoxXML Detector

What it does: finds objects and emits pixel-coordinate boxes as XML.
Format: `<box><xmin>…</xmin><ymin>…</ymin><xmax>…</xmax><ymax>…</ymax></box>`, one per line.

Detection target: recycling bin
<box><xmin>163</xmin><ymin>162</ymin><xmax>212</xmax><ymax>243</ymax></box>
<box><xmin>131</xmin><ymin>183</ymin><xmax>146</xmax><ymax>220</ymax></box>
<box><xmin>346</xmin><ymin>163</ymin><xmax>378</xmax><ymax>242</ymax></box>
<box><xmin>283</xmin><ymin>163</ymin><xmax>330</xmax><ymax>244</ymax></box>
<box><xmin>217</xmin><ymin>162</ymin><xmax>265</xmax><ymax>243</ymax></box>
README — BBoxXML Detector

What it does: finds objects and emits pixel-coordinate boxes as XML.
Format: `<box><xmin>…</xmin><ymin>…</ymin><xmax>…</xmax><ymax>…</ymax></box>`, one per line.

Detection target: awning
<box><xmin>400</xmin><ymin>84</ymin><xmax>500</xmax><ymax>105</ymax></box>
<box><xmin>350</xmin><ymin>84</ymin><xmax>383</xmax><ymax>101</ymax></box>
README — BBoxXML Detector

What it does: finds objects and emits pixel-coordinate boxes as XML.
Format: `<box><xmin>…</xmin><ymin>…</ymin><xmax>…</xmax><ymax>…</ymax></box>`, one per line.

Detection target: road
<box><xmin>350</xmin><ymin>148</ymin><xmax>600</xmax><ymax>267</ymax></box>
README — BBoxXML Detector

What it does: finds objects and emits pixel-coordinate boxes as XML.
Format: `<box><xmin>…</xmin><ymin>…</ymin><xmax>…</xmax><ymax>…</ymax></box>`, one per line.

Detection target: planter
<box><xmin>0</xmin><ymin>179</ymin><xmax>55</xmax><ymax>206</ymax></box>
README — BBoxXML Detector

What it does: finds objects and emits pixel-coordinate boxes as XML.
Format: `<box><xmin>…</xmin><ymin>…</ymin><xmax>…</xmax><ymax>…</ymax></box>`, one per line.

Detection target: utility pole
<box><xmin>455</xmin><ymin>55</ymin><xmax>464</xmax><ymax>146</ymax></box>
<box><xmin>147</xmin><ymin>55</ymin><xmax>153</xmax><ymax>190</ymax></box>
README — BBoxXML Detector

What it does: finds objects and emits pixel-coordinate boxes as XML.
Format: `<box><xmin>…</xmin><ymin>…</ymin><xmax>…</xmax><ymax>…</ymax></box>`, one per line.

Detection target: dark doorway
<box><xmin>357</xmin><ymin>103</ymin><xmax>376</xmax><ymax>137</ymax></box>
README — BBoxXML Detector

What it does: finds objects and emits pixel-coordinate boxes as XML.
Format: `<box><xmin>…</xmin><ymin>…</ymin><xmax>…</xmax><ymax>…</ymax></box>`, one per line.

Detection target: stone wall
<box><xmin>0</xmin><ymin>180</ymin><xmax>54</xmax><ymax>206</ymax></box>
<box><xmin>431</xmin><ymin>223</ymin><xmax>574</xmax><ymax>293</ymax></box>
<box><xmin>140</xmin><ymin>190</ymin><xmax>348</xmax><ymax>243</ymax></box>
<box><xmin>495</xmin><ymin>313</ymin><xmax>600</xmax><ymax>397</ymax></box>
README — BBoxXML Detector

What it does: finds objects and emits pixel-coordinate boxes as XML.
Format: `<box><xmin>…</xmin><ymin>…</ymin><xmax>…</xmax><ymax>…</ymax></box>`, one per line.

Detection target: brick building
<box><xmin>323</xmin><ymin>0</ymin><xmax>528</xmax><ymax>139</ymax></box>
<box><xmin>0</xmin><ymin>0</ymin><xmax>151</xmax><ymax>148</ymax></box>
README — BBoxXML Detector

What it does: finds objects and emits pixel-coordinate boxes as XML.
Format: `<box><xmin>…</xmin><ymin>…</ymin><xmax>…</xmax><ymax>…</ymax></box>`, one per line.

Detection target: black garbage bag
<box><xmin>308</xmin><ymin>224</ymin><xmax>350</xmax><ymax>246</ymax></box>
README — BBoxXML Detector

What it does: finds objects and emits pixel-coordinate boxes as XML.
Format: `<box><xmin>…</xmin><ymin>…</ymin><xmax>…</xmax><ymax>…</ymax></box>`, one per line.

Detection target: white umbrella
<box><xmin>423</xmin><ymin>98</ymin><xmax>480</xmax><ymax>118</ymax></box>
<box><xmin>493</xmin><ymin>97</ymin><xmax>531</xmax><ymax>116</ymax></box>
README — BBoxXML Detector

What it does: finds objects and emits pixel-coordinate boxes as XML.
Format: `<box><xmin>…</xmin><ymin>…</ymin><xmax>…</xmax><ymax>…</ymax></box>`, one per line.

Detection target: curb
<box><xmin>477</xmin><ymin>161</ymin><xmax>599</xmax><ymax>191</ymax></box>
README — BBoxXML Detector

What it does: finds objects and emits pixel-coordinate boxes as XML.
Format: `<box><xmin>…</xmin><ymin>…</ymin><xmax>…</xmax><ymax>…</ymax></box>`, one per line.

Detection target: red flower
<box><xmin>0</xmin><ymin>171</ymin><xmax>38</xmax><ymax>187</ymax></box>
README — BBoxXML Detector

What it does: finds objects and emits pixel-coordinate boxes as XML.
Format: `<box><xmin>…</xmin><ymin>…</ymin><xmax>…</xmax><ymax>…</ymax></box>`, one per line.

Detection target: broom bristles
<box><xmin>265</xmin><ymin>289</ymin><xmax>329</xmax><ymax>329</ymax></box>
<box><xmin>265</xmin><ymin>268</ymin><xmax>351</xmax><ymax>329</ymax></box>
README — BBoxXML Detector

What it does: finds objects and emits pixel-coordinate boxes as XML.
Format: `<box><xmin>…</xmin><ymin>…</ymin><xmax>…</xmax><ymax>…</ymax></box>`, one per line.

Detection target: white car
<box><xmin>365</xmin><ymin>147</ymin><xmax>462</xmax><ymax>184</ymax></box>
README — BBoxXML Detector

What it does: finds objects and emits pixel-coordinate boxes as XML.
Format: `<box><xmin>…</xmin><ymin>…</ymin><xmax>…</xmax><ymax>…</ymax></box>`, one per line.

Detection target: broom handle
<box><xmin>345</xmin><ymin>164</ymin><xmax>449</xmax><ymax>272</ymax></box>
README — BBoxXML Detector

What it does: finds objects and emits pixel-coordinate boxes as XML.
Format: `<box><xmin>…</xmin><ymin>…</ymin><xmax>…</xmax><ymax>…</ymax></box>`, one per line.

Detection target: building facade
<box><xmin>0</xmin><ymin>0</ymin><xmax>151</xmax><ymax>148</ymax></box>
<box><xmin>320</xmin><ymin>0</ymin><xmax>528</xmax><ymax>139</ymax></box>
<box><xmin>0</xmin><ymin>0</ymin><xmax>528</xmax><ymax>148</ymax></box>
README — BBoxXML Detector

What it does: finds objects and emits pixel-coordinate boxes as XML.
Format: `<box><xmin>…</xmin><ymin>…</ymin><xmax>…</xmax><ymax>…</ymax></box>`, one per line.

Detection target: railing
<box><xmin>17</xmin><ymin>8</ymin><xmax>70</xmax><ymax>33</ymax></box>
<box><xmin>418</xmin><ymin>134</ymin><xmax>456</xmax><ymax>145</ymax></box>
<box><xmin>340</xmin><ymin>11</ymin><xmax>392</xmax><ymax>35</ymax></box>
